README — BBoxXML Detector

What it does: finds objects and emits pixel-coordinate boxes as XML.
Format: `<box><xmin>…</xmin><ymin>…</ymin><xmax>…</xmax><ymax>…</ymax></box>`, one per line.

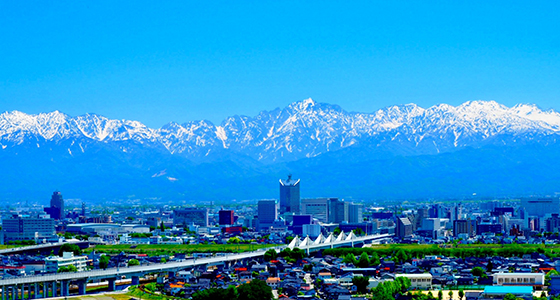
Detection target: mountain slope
<box><xmin>1</xmin><ymin>99</ymin><xmax>560</xmax><ymax>202</ymax></box>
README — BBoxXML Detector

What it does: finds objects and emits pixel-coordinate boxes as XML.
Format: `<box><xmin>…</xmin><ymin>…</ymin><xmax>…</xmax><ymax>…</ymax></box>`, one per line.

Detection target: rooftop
<box><xmin>484</xmin><ymin>286</ymin><xmax>533</xmax><ymax>295</ymax></box>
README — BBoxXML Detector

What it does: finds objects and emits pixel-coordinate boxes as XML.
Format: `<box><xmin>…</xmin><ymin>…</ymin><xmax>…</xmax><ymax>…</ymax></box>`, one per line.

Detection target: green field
<box><xmin>0</xmin><ymin>245</ymin><xmax>20</xmax><ymax>250</ymax></box>
<box><xmin>323</xmin><ymin>242</ymin><xmax>560</xmax><ymax>259</ymax></box>
<box><xmin>86</xmin><ymin>243</ymin><xmax>279</xmax><ymax>255</ymax></box>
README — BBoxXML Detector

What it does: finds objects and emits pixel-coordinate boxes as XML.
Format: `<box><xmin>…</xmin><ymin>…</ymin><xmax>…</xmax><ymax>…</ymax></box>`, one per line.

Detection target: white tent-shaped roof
<box><xmin>324</xmin><ymin>233</ymin><xmax>335</xmax><ymax>244</ymax></box>
<box><xmin>298</xmin><ymin>236</ymin><xmax>313</xmax><ymax>248</ymax></box>
<box><xmin>314</xmin><ymin>233</ymin><xmax>326</xmax><ymax>245</ymax></box>
<box><xmin>335</xmin><ymin>231</ymin><xmax>347</xmax><ymax>242</ymax></box>
<box><xmin>288</xmin><ymin>235</ymin><xmax>300</xmax><ymax>249</ymax></box>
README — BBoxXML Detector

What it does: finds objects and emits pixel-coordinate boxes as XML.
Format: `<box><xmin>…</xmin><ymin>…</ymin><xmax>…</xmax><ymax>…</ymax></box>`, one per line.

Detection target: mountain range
<box><xmin>2</xmin><ymin>99</ymin><xmax>560</xmax><ymax>203</ymax></box>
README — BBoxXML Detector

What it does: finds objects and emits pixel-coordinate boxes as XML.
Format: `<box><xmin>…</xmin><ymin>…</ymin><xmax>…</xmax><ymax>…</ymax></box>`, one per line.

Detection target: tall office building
<box><xmin>44</xmin><ymin>191</ymin><xmax>65</xmax><ymax>220</ymax></box>
<box><xmin>453</xmin><ymin>219</ymin><xmax>476</xmax><ymax>237</ymax></box>
<box><xmin>258</xmin><ymin>200</ymin><xmax>278</xmax><ymax>224</ymax></box>
<box><xmin>279</xmin><ymin>175</ymin><xmax>300</xmax><ymax>214</ymax></box>
<box><xmin>521</xmin><ymin>198</ymin><xmax>560</xmax><ymax>218</ymax></box>
<box><xmin>328</xmin><ymin>198</ymin><xmax>348</xmax><ymax>223</ymax></box>
<box><xmin>173</xmin><ymin>208</ymin><xmax>209</xmax><ymax>227</ymax></box>
<box><xmin>348</xmin><ymin>204</ymin><xmax>363</xmax><ymax>223</ymax></box>
<box><xmin>219</xmin><ymin>210</ymin><xmax>235</xmax><ymax>225</ymax></box>
<box><xmin>396</xmin><ymin>217</ymin><xmax>413</xmax><ymax>238</ymax></box>
<box><xmin>301</xmin><ymin>198</ymin><xmax>333</xmax><ymax>223</ymax></box>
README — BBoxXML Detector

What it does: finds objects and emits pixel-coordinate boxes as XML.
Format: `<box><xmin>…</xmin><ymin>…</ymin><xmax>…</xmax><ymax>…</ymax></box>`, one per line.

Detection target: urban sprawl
<box><xmin>1</xmin><ymin>176</ymin><xmax>560</xmax><ymax>300</ymax></box>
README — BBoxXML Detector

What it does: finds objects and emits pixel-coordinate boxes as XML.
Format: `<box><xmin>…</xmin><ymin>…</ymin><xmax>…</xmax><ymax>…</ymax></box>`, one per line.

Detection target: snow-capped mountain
<box><xmin>1</xmin><ymin>99</ymin><xmax>560</xmax><ymax>162</ymax></box>
<box><xmin>2</xmin><ymin>99</ymin><xmax>560</xmax><ymax>202</ymax></box>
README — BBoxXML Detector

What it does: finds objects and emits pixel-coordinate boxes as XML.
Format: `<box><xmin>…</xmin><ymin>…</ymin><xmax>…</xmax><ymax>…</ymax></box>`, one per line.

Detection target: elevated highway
<box><xmin>0</xmin><ymin>233</ymin><xmax>392</xmax><ymax>299</ymax></box>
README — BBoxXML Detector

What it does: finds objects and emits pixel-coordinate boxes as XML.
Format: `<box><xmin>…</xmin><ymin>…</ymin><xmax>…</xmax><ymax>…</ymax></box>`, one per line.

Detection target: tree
<box><xmin>237</xmin><ymin>279</ymin><xmax>273</xmax><ymax>300</ymax></box>
<box><xmin>458</xmin><ymin>289</ymin><xmax>464</xmax><ymax>300</ymax></box>
<box><xmin>99</xmin><ymin>255</ymin><xmax>110</xmax><ymax>269</ymax></box>
<box><xmin>371</xmin><ymin>252</ymin><xmax>381</xmax><ymax>265</ymax></box>
<box><xmin>333</xmin><ymin>227</ymin><xmax>341</xmax><ymax>235</ymax></box>
<box><xmin>228</xmin><ymin>237</ymin><xmax>241</xmax><ymax>244</ymax></box>
<box><xmin>448</xmin><ymin>290</ymin><xmax>453</xmax><ymax>300</ymax></box>
<box><xmin>264</xmin><ymin>249</ymin><xmax>278</xmax><ymax>262</ymax></box>
<box><xmin>471</xmin><ymin>266</ymin><xmax>485</xmax><ymax>277</ymax></box>
<box><xmin>352</xmin><ymin>276</ymin><xmax>370</xmax><ymax>294</ymax></box>
<box><xmin>160</xmin><ymin>221</ymin><xmax>165</xmax><ymax>231</ymax></box>
<box><xmin>486</xmin><ymin>261</ymin><xmax>494</xmax><ymax>273</ymax></box>
<box><xmin>343</xmin><ymin>253</ymin><xmax>357</xmax><ymax>265</ymax></box>
<box><xmin>503</xmin><ymin>294</ymin><xmax>517</xmax><ymax>300</ymax></box>
<box><xmin>546</xmin><ymin>269</ymin><xmax>559</xmax><ymax>286</ymax></box>
<box><xmin>437</xmin><ymin>290</ymin><xmax>443</xmax><ymax>300</ymax></box>
<box><xmin>353</xmin><ymin>228</ymin><xmax>365</xmax><ymax>236</ymax></box>
<box><xmin>192</xmin><ymin>286</ymin><xmax>238</xmax><ymax>300</ymax></box>
<box><xmin>357</xmin><ymin>252</ymin><xmax>370</xmax><ymax>268</ymax></box>
<box><xmin>58</xmin><ymin>265</ymin><xmax>77</xmax><ymax>273</ymax></box>
<box><xmin>128</xmin><ymin>259</ymin><xmax>140</xmax><ymax>266</ymax></box>
<box><xmin>394</xmin><ymin>249</ymin><xmax>409</xmax><ymax>264</ymax></box>
<box><xmin>58</xmin><ymin>243</ymin><xmax>81</xmax><ymax>256</ymax></box>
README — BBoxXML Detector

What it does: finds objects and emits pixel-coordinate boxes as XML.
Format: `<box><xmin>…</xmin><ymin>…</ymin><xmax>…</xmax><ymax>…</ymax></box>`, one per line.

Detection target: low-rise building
<box><xmin>493</xmin><ymin>272</ymin><xmax>544</xmax><ymax>287</ymax></box>
<box><xmin>45</xmin><ymin>252</ymin><xmax>88</xmax><ymax>273</ymax></box>
<box><xmin>395</xmin><ymin>273</ymin><xmax>432</xmax><ymax>289</ymax></box>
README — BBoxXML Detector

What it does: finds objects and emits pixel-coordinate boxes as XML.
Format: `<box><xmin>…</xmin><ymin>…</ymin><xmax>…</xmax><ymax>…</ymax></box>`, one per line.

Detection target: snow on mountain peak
<box><xmin>1</xmin><ymin>99</ymin><xmax>560</xmax><ymax>162</ymax></box>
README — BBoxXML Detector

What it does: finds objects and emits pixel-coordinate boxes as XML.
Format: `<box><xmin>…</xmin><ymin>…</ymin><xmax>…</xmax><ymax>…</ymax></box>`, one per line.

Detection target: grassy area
<box><xmin>325</xmin><ymin>243</ymin><xmax>560</xmax><ymax>259</ymax></box>
<box><xmin>0</xmin><ymin>245</ymin><xmax>20</xmax><ymax>250</ymax></box>
<box><xmin>85</xmin><ymin>243</ymin><xmax>279</xmax><ymax>255</ymax></box>
<box><xmin>127</xmin><ymin>286</ymin><xmax>174</xmax><ymax>300</ymax></box>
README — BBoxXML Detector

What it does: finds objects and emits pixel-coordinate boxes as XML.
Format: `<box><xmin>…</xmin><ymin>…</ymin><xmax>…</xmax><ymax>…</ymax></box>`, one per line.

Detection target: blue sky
<box><xmin>1</xmin><ymin>1</ymin><xmax>559</xmax><ymax>127</ymax></box>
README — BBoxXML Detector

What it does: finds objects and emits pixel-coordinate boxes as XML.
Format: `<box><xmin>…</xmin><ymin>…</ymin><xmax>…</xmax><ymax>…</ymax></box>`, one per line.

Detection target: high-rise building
<box><xmin>546</xmin><ymin>214</ymin><xmax>560</xmax><ymax>233</ymax></box>
<box><xmin>2</xmin><ymin>215</ymin><xmax>56</xmax><ymax>243</ymax></box>
<box><xmin>396</xmin><ymin>217</ymin><xmax>412</xmax><ymax>238</ymax></box>
<box><xmin>348</xmin><ymin>204</ymin><xmax>363</xmax><ymax>223</ymax></box>
<box><xmin>521</xmin><ymin>198</ymin><xmax>560</xmax><ymax>218</ymax></box>
<box><xmin>173</xmin><ymin>208</ymin><xmax>209</xmax><ymax>227</ymax></box>
<box><xmin>301</xmin><ymin>198</ymin><xmax>333</xmax><ymax>223</ymax></box>
<box><xmin>279</xmin><ymin>175</ymin><xmax>300</xmax><ymax>214</ymax></box>
<box><xmin>219</xmin><ymin>210</ymin><xmax>235</xmax><ymax>225</ymax></box>
<box><xmin>258</xmin><ymin>200</ymin><xmax>278</xmax><ymax>224</ymax></box>
<box><xmin>453</xmin><ymin>219</ymin><xmax>476</xmax><ymax>237</ymax></box>
<box><xmin>44</xmin><ymin>191</ymin><xmax>65</xmax><ymax>220</ymax></box>
<box><xmin>328</xmin><ymin>198</ymin><xmax>348</xmax><ymax>223</ymax></box>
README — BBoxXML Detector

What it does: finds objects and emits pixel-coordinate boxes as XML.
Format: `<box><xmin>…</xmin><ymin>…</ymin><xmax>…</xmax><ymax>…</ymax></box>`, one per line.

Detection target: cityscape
<box><xmin>1</xmin><ymin>175</ymin><xmax>560</xmax><ymax>300</ymax></box>
<box><xmin>2</xmin><ymin>2</ymin><xmax>560</xmax><ymax>300</ymax></box>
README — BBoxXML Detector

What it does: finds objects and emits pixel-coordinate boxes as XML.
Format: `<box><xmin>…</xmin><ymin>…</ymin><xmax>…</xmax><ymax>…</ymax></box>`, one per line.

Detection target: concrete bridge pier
<box><xmin>131</xmin><ymin>276</ymin><xmax>140</xmax><ymax>286</ymax></box>
<box><xmin>61</xmin><ymin>280</ymin><xmax>69</xmax><ymax>297</ymax></box>
<box><xmin>51</xmin><ymin>282</ymin><xmax>57</xmax><ymax>298</ymax></box>
<box><xmin>107</xmin><ymin>278</ymin><xmax>116</xmax><ymax>291</ymax></box>
<box><xmin>77</xmin><ymin>280</ymin><xmax>87</xmax><ymax>295</ymax></box>
<box><xmin>32</xmin><ymin>283</ymin><xmax>39</xmax><ymax>299</ymax></box>
<box><xmin>42</xmin><ymin>282</ymin><xmax>48</xmax><ymax>298</ymax></box>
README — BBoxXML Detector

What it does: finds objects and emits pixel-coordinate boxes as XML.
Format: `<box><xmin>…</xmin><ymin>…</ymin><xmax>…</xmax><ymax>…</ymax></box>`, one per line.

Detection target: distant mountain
<box><xmin>1</xmin><ymin>99</ymin><xmax>560</xmax><ymax>202</ymax></box>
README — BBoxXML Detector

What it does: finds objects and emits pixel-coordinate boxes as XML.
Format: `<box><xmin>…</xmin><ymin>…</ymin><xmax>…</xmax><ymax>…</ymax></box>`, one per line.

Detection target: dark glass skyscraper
<box><xmin>44</xmin><ymin>191</ymin><xmax>65</xmax><ymax>220</ymax></box>
<box><xmin>279</xmin><ymin>174</ymin><xmax>300</xmax><ymax>214</ymax></box>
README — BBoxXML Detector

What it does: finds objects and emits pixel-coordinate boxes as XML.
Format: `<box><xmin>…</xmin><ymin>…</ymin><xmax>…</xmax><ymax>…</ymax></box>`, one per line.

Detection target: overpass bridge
<box><xmin>0</xmin><ymin>242</ymin><xmax>90</xmax><ymax>256</ymax></box>
<box><xmin>0</xmin><ymin>233</ymin><xmax>392</xmax><ymax>300</ymax></box>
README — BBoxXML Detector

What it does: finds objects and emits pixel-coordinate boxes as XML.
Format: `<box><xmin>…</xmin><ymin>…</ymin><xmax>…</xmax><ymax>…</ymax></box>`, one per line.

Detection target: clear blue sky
<box><xmin>1</xmin><ymin>1</ymin><xmax>559</xmax><ymax>127</ymax></box>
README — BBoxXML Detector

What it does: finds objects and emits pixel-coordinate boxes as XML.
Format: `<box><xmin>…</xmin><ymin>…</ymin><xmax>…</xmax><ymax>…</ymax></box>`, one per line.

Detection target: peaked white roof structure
<box><xmin>288</xmin><ymin>236</ymin><xmax>300</xmax><ymax>249</ymax></box>
<box><xmin>345</xmin><ymin>231</ymin><xmax>357</xmax><ymax>241</ymax></box>
<box><xmin>335</xmin><ymin>231</ymin><xmax>347</xmax><ymax>242</ymax></box>
<box><xmin>324</xmin><ymin>233</ymin><xmax>335</xmax><ymax>244</ymax></box>
<box><xmin>298</xmin><ymin>236</ymin><xmax>313</xmax><ymax>248</ymax></box>
<box><xmin>314</xmin><ymin>233</ymin><xmax>326</xmax><ymax>245</ymax></box>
